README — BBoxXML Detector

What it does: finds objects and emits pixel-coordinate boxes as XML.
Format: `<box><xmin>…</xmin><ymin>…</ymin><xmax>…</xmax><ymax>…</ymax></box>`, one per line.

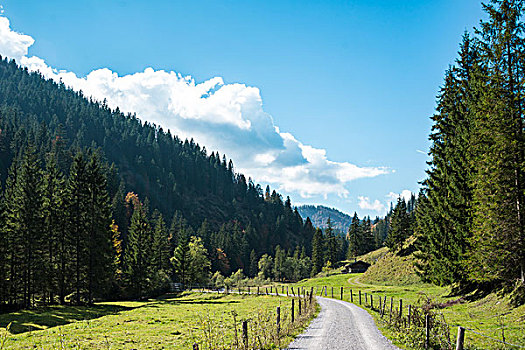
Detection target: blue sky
<box><xmin>0</xmin><ymin>0</ymin><xmax>485</xmax><ymax>217</ymax></box>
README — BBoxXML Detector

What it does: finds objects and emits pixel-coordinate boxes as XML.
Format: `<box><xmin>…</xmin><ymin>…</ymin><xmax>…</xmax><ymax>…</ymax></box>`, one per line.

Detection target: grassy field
<box><xmin>280</xmin><ymin>266</ymin><xmax>525</xmax><ymax>349</ymax></box>
<box><xmin>0</xmin><ymin>292</ymin><xmax>316</xmax><ymax>349</ymax></box>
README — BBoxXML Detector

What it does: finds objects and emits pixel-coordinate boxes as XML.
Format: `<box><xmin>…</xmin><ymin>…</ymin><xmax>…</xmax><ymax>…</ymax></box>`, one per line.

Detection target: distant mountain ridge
<box><xmin>297</xmin><ymin>205</ymin><xmax>352</xmax><ymax>235</ymax></box>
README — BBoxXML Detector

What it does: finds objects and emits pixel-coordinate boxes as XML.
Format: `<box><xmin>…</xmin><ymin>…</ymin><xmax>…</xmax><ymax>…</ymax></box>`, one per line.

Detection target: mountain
<box><xmin>0</xmin><ymin>57</ymin><xmax>312</xmax><ymax>271</ymax></box>
<box><xmin>297</xmin><ymin>205</ymin><xmax>352</xmax><ymax>235</ymax></box>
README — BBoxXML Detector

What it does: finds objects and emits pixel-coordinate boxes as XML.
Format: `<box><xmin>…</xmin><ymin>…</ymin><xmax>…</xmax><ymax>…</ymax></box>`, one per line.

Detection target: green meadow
<box><xmin>282</xmin><ymin>266</ymin><xmax>525</xmax><ymax>350</ymax></box>
<box><xmin>0</xmin><ymin>292</ymin><xmax>316</xmax><ymax>350</ymax></box>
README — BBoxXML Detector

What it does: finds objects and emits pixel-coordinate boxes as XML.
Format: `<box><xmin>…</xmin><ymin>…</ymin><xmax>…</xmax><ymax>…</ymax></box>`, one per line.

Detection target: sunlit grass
<box><xmin>0</xmin><ymin>292</ymin><xmax>316</xmax><ymax>349</ymax></box>
<box><xmin>280</xmin><ymin>271</ymin><xmax>525</xmax><ymax>349</ymax></box>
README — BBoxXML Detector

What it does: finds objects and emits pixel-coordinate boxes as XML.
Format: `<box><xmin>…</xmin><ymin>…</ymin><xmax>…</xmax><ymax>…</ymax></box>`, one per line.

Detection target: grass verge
<box><xmin>282</xmin><ymin>273</ymin><xmax>525</xmax><ymax>349</ymax></box>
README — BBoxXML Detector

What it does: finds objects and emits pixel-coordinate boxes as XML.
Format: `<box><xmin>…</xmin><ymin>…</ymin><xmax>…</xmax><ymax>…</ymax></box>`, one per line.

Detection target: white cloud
<box><xmin>0</xmin><ymin>17</ymin><xmax>34</xmax><ymax>62</ymax></box>
<box><xmin>387</xmin><ymin>190</ymin><xmax>413</xmax><ymax>203</ymax></box>
<box><xmin>358</xmin><ymin>196</ymin><xmax>386</xmax><ymax>212</ymax></box>
<box><xmin>0</xmin><ymin>14</ymin><xmax>390</xmax><ymax>199</ymax></box>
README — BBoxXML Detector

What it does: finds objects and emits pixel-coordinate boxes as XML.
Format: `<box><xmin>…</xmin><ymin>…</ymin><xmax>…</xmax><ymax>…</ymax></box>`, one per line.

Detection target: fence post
<box><xmin>456</xmin><ymin>326</ymin><xmax>465</xmax><ymax>350</ymax></box>
<box><xmin>310</xmin><ymin>287</ymin><xmax>314</xmax><ymax>305</ymax></box>
<box><xmin>382</xmin><ymin>296</ymin><xmax>387</xmax><ymax>316</ymax></box>
<box><xmin>359</xmin><ymin>290</ymin><xmax>362</xmax><ymax>305</ymax></box>
<box><xmin>371</xmin><ymin>294</ymin><xmax>373</xmax><ymax>309</ymax></box>
<box><xmin>399</xmin><ymin>299</ymin><xmax>403</xmax><ymax>318</ymax></box>
<box><xmin>365</xmin><ymin>292</ymin><xmax>367</xmax><ymax>305</ymax></box>
<box><xmin>340</xmin><ymin>286</ymin><xmax>343</xmax><ymax>300</ymax></box>
<box><xmin>276</xmin><ymin>306</ymin><xmax>281</xmax><ymax>335</ymax></box>
<box><xmin>408</xmin><ymin>305</ymin><xmax>411</xmax><ymax>327</ymax></box>
<box><xmin>425</xmin><ymin>314</ymin><xmax>430</xmax><ymax>349</ymax></box>
<box><xmin>257</xmin><ymin>286</ymin><xmax>259</xmax><ymax>295</ymax></box>
<box><xmin>291</xmin><ymin>299</ymin><xmax>295</xmax><ymax>323</ymax></box>
<box><xmin>282</xmin><ymin>286</ymin><xmax>284</xmax><ymax>294</ymax></box>
<box><xmin>265</xmin><ymin>287</ymin><xmax>268</xmax><ymax>295</ymax></box>
<box><xmin>291</xmin><ymin>287</ymin><xmax>295</xmax><ymax>296</ymax></box>
<box><xmin>379</xmin><ymin>295</ymin><xmax>382</xmax><ymax>311</ymax></box>
<box><xmin>331</xmin><ymin>287</ymin><xmax>333</xmax><ymax>298</ymax></box>
<box><xmin>388</xmin><ymin>297</ymin><xmax>394</xmax><ymax>322</ymax></box>
<box><xmin>350</xmin><ymin>289</ymin><xmax>353</xmax><ymax>303</ymax></box>
<box><xmin>270</xmin><ymin>286</ymin><xmax>273</xmax><ymax>294</ymax></box>
<box><xmin>287</xmin><ymin>286</ymin><xmax>289</xmax><ymax>296</ymax></box>
<box><xmin>242</xmin><ymin>320</ymin><xmax>248</xmax><ymax>349</ymax></box>
<box><xmin>325</xmin><ymin>286</ymin><xmax>327</xmax><ymax>297</ymax></box>
<box><xmin>299</xmin><ymin>298</ymin><xmax>302</xmax><ymax>315</ymax></box>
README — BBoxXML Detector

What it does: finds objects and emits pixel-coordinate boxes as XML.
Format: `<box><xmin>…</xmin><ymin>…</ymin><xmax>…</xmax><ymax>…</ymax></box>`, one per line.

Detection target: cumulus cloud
<box><xmin>0</xmin><ymin>17</ymin><xmax>34</xmax><ymax>62</ymax></box>
<box><xmin>358</xmin><ymin>196</ymin><xmax>386</xmax><ymax>212</ymax></box>
<box><xmin>0</xmin><ymin>14</ymin><xmax>390</xmax><ymax>199</ymax></box>
<box><xmin>387</xmin><ymin>190</ymin><xmax>414</xmax><ymax>203</ymax></box>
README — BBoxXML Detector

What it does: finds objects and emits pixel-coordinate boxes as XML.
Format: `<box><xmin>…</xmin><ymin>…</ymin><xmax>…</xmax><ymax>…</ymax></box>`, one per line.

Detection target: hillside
<box><xmin>297</xmin><ymin>205</ymin><xmax>351</xmax><ymax>235</ymax></box>
<box><xmin>0</xmin><ymin>57</ymin><xmax>312</xmax><ymax>253</ymax></box>
<box><xmin>0</xmin><ymin>57</ymin><xmax>316</xmax><ymax>307</ymax></box>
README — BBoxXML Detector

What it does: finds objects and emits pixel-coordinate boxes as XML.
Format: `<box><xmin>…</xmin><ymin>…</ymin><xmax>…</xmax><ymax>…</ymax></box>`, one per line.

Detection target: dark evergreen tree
<box><xmin>311</xmin><ymin>228</ymin><xmax>324</xmax><ymax>276</ymax></box>
<box><xmin>347</xmin><ymin>212</ymin><xmax>362</xmax><ymax>259</ymax></box>
<box><xmin>123</xmin><ymin>195</ymin><xmax>152</xmax><ymax>298</ymax></box>
<box><xmin>3</xmin><ymin>147</ymin><xmax>44</xmax><ymax>307</ymax></box>
<box><xmin>386</xmin><ymin>198</ymin><xmax>411</xmax><ymax>251</ymax></box>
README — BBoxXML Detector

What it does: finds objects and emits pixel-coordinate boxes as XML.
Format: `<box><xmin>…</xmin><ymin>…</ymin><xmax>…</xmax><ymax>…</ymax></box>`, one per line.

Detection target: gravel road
<box><xmin>288</xmin><ymin>296</ymin><xmax>400</xmax><ymax>350</ymax></box>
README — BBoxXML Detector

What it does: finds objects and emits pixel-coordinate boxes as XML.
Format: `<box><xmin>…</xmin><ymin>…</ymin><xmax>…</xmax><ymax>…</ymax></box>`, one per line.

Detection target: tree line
<box><xmin>416</xmin><ymin>0</ymin><xmax>525</xmax><ymax>298</ymax></box>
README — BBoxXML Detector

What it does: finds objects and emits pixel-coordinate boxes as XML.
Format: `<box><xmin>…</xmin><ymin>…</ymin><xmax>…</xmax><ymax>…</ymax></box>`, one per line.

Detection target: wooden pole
<box><xmin>291</xmin><ymin>299</ymin><xmax>295</xmax><ymax>323</ymax></box>
<box><xmin>379</xmin><ymin>295</ymin><xmax>382</xmax><ymax>312</ymax></box>
<box><xmin>371</xmin><ymin>294</ymin><xmax>373</xmax><ymax>309</ymax></box>
<box><xmin>399</xmin><ymin>299</ymin><xmax>403</xmax><ymax>318</ymax></box>
<box><xmin>388</xmin><ymin>297</ymin><xmax>394</xmax><ymax>322</ymax></box>
<box><xmin>257</xmin><ymin>286</ymin><xmax>259</xmax><ymax>295</ymax></box>
<box><xmin>340</xmin><ymin>286</ymin><xmax>343</xmax><ymax>300</ymax></box>
<box><xmin>242</xmin><ymin>321</ymin><xmax>248</xmax><ymax>349</ymax></box>
<box><xmin>455</xmin><ymin>326</ymin><xmax>465</xmax><ymax>350</ymax></box>
<box><xmin>276</xmin><ymin>306</ymin><xmax>281</xmax><ymax>335</ymax></box>
<box><xmin>425</xmin><ymin>314</ymin><xmax>430</xmax><ymax>349</ymax></box>
<box><xmin>324</xmin><ymin>286</ymin><xmax>327</xmax><ymax>297</ymax></box>
<box><xmin>365</xmin><ymin>292</ymin><xmax>367</xmax><ymax>305</ymax></box>
<box><xmin>408</xmin><ymin>305</ymin><xmax>411</xmax><ymax>327</ymax></box>
<box><xmin>350</xmin><ymin>289</ymin><xmax>353</xmax><ymax>303</ymax></box>
<box><xmin>299</xmin><ymin>298</ymin><xmax>302</xmax><ymax>315</ymax></box>
<box><xmin>287</xmin><ymin>286</ymin><xmax>289</xmax><ymax>296</ymax></box>
<box><xmin>359</xmin><ymin>290</ymin><xmax>362</xmax><ymax>305</ymax></box>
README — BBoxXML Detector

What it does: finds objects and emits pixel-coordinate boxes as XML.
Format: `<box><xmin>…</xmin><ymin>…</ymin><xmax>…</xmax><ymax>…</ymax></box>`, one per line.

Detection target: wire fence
<box><xmin>311</xmin><ymin>285</ymin><xmax>524</xmax><ymax>350</ymax></box>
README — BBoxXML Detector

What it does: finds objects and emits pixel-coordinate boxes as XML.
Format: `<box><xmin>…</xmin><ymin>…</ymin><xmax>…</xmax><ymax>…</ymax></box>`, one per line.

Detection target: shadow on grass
<box><xmin>0</xmin><ymin>293</ymin><xmax>241</xmax><ymax>334</ymax></box>
<box><xmin>0</xmin><ymin>304</ymin><xmax>134</xmax><ymax>334</ymax></box>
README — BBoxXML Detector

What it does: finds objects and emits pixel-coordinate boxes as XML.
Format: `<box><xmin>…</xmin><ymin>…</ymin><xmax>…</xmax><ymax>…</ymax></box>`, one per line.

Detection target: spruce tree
<box><xmin>124</xmin><ymin>196</ymin><xmax>152</xmax><ymax>298</ymax></box>
<box><xmin>85</xmin><ymin>153</ymin><xmax>113</xmax><ymax>303</ymax></box>
<box><xmin>468</xmin><ymin>0</ymin><xmax>525</xmax><ymax>286</ymax></box>
<box><xmin>386</xmin><ymin>198</ymin><xmax>411</xmax><ymax>251</ymax></box>
<box><xmin>347</xmin><ymin>212</ymin><xmax>362</xmax><ymax>259</ymax></box>
<box><xmin>3</xmin><ymin>146</ymin><xmax>44</xmax><ymax>307</ymax></box>
<box><xmin>311</xmin><ymin>228</ymin><xmax>324</xmax><ymax>276</ymax></box>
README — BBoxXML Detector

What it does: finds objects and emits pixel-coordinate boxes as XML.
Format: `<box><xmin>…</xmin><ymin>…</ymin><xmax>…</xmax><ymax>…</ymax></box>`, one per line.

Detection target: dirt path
<box><xmin>288</xmin><ymin>296</ymin><xmax>400</xmax><ymax>350</ymax></box>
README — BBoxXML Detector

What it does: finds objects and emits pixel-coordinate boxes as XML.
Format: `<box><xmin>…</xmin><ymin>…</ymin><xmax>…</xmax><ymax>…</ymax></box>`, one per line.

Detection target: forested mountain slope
<box><xmin>297</xmin><ymin>205</ymin><xmax>351</xmax><ymax>235</ymax></box>
<box><xmin>0</xmin><ymin>57</ymin><xmax>315</xmax><ymax>306</ymax></box>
